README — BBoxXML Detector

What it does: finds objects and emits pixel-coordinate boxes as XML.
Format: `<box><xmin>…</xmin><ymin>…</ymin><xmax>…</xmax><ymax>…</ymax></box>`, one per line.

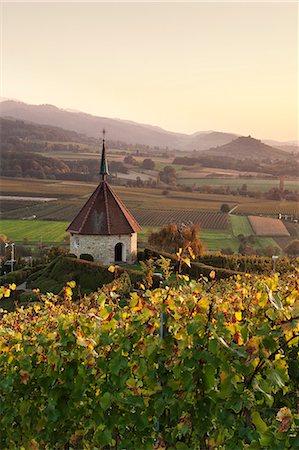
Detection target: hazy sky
<box><xmin>1</xmin><ymin>1</ymin><xmax>298</xmax><ymax>141</ymax></box>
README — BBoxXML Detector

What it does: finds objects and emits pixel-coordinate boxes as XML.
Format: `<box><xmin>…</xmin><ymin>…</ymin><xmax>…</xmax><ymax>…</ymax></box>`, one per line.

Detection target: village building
<box><xmin>67</xmin><ymin>131</ymin><xmax>140</xmax><ymax>265</ymax></box>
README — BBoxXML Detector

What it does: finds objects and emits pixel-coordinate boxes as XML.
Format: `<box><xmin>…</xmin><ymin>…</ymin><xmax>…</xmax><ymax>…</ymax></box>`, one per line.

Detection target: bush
<box><xmin>66</xmin><ymin>253</ymin><xmax>77</xmax><ymax>258</ymax></box>
<box><xmin>79</xmin><ymin>253</ymin><xmax>94</xmax><ymax>262</ymax></box>
<box><xmin>285</xmin><ymin>240</ymin><xmax>299</xmax><ymax>257</ymax></box>
<box><xmin>26</xmin><ymin>256</ymin><xmax>148</xmax><ymax>293</ymax></box>
<box><xmin>0</xmin><ymin>265</ymin><xmax>45</xmax><ymax>286</ymax></box>
<box><xmin>220</xmin><ymin>203</ymin><xmax>230</xmax><ymax>213</ymax></box>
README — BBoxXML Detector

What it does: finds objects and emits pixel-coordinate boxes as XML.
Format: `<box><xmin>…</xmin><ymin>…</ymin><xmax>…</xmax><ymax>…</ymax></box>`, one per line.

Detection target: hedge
<box><xmin>197</xmin><ymin>253</ymin><xmax>298</xmax><ymax>274</ymax></box>
<box><xmin>26</xmin><ymin>256</ymin><xmax>162</xmax><ymax>294</ymax></box>
<box><xmin>144</xmin><ymin>248</ymin><xmax>241</xmax><ymax>279</ymax></box>
<box><xmin>0</xmin><ymin>264</ymin><xmax>45</xmax><ymax>287</ymax></box>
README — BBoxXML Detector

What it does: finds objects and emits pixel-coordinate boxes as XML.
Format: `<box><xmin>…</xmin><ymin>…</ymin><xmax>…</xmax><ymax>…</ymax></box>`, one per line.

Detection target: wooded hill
<box><xmin>200</xmin><ymin>136</ymin><xmax>290</xmax><ymax>161</ymax></box>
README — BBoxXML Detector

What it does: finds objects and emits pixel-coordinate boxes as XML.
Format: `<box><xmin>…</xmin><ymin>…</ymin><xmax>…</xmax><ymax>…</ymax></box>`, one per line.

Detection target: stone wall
<box><xmin>70</xmin><ymin>233</ymin><xmax>138</xmax><ymax>265</ymax></box>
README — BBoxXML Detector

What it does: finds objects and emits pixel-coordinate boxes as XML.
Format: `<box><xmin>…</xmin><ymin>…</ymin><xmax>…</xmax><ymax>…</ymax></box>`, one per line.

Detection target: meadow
<box><xmin>230</xmin><ymin>215</ymin><xmax>253</xmax><ymax>236</ymax></box>
<box><xmin>0</xmin><ymin>220</ymin><xmax>69</xmax><ymax>243</ymax></box>
<box><xmin>178</xmin><ymin>176</ymin><xmax>299</xmax><ymax>192</ymax></box>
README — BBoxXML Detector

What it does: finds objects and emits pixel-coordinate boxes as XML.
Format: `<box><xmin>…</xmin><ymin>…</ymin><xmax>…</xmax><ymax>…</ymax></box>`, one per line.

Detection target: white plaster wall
<box><xmin>70</xmin><ymin>232</ymin><xmax>138</xmax><ymax>265</ymax></box>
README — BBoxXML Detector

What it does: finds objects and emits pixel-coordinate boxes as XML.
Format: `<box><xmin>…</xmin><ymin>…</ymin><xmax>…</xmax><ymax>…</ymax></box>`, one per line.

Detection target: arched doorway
<box><xmin>114</xmin><ymin>242</ymin><xmax>123</xmax><ymax>262</ymax></box>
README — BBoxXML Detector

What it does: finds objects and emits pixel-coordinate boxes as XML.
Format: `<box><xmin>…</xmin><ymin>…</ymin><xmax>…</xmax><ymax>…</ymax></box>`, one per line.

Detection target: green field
<box><xmin>0</xmin><ymin>220</ymin><xmax>68</xmax><ymax>243</ymax></box>
<box><xmin>255</xmin><ymin>237</ymin><xmax>282</xmax><ymax>253</ymax></box>
<box><xmin>0</xmin><ymin>219</ymin><xmax>287</xmax><ymax>256</ymax></box>
<box><xmin>230</xmin><ymin>215</ymin><xmax>253</xmax><ymax>237</ymax></box>
<box><xmin>179</xmin><ymin>177</ymin><xmax>299</xmax><ymax>193</ymax></box>
<box><xmin>200</xmin><ymin>230</ymin><xmax>239</xmax><ymax>253</ymax></box>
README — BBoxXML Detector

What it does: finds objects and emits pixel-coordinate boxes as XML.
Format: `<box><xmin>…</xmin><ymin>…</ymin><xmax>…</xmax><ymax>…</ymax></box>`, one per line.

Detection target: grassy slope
<box><xmin>0</xmin><ymin>219</ymin><xmax>68</xmax><ymax>243</ymax></box>
<box><xmin>230</xmin><ymin>215</ymin><xmax>253</xmax><ymax>237</ymax></box>
<box><xmin>200</xmin><ymin>230</ymin><xmax>239</xmax><ymax>252</ymax></box>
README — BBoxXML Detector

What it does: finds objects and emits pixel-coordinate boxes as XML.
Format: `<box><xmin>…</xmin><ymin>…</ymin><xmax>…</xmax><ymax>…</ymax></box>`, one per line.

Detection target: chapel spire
<box><xmin>100</xmin><ymin>128</ymin><xmax>109</xmax><ymax>181</ymax></box>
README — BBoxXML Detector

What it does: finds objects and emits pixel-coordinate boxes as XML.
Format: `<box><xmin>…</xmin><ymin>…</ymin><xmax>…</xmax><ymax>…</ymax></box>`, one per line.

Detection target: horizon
<box><xmin>1</xmin><ymin>96</ymin><xmax>298</xmax><ymax>145</ymax></box>
<box><xmin>1</xmin><ymin>2</ymin><xmax>298</xmax><ymax>142</ymax></box>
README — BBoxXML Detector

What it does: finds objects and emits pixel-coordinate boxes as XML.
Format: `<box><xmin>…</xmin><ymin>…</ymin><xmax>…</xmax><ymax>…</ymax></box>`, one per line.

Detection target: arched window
<box><xmin>114</xmin><ymin>242</ymin><xmax>123</xmax><ymax>262</ymax></box>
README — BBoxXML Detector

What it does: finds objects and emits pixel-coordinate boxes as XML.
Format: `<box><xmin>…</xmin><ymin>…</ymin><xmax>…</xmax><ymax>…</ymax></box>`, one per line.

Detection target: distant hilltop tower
<box><xmin>67</xmin><ymin>130</ymin><xmax>140</xmax><ymax>264</ymax></box>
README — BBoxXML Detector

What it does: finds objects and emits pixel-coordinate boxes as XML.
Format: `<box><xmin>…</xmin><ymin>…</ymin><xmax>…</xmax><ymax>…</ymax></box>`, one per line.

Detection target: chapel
<box><xmin>67</xmin><ymin>131</ymin><xmax>140</xmax><ymax>265</ymax></box>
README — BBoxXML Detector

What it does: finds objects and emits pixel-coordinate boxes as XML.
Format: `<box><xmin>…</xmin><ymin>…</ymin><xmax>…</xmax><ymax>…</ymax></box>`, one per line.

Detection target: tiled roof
<box><xmin>67</xmin><ymin>181</ymin><xmax>141</xmax><ymax>235</ymax></box>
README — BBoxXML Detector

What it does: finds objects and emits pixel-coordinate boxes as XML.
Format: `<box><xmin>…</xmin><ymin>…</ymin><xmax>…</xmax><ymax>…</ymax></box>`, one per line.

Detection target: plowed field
<box><xmin>248</xmin><ymin>216</ymin><xmax>290</xmax><ymax>237</ymax></box>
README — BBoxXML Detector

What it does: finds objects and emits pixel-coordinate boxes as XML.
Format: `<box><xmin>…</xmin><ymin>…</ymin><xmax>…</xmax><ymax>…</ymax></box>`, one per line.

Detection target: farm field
<box><xmin>248</xmin><ymin>216</ymin><xmax>290</xmax><ymax>237</ymax></box>
<box><xmin>1</xmin><ymin>177</ymin><xmax>298</xmax><ymax>253</ymax></box>
<box><xmin>0</xmin><ymin>219</ymin><xmax>69</xmax><ymax>243</ymax></box>
<box><xmin>0</xmin><ymin>219</ymin><xmax>289</xmax><ymax>255</ymax></box>
<box><xmin>235</xmin><ymin>200</ymin><xmax>299</xmax><ymax>217</ymax></box>
<box><xmin>254</xmin><ymin>237</ymin><xmax>282</xmax><ymax>253</ymax></box>
<box><xmin>0</xmin><ymin>219</ymin><xmax>235</xmax><ymax>252</ymax></box>
<box><xmin>200</xmin><ymin>230</ymin><xmax>239</xmax><ymax>252</ymax></box>
<box><xmin>0</xmin><ymin>177</ymin><xmax>96</xmax><ymax>198</ymax></box>
<box><xmin>178</xmin><ymin>177</ymin><xmax>299</xmax><ymax>192</ymax></box>
<box><xmin>230</xmin><ymin>215</ymin><xmax>253</xmax><ymax>236</ymax></box>
<box><xmin>2</xmin><ymin>177</ymin><xmax>298</xmax><ymax>219</ymax></box>
<box><xmin>132</xmin><ymin>210</ymin><xmax>229</xmax><ymax>229</ymax></box>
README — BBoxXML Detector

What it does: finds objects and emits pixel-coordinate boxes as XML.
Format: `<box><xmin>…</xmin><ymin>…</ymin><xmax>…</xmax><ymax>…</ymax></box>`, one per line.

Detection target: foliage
<box><xmin>198</xmin><ymin>253</ymin><xmax>298</xmax><ymax>275</ymax></box>
<box><xmin>144</xmin><ymin>247</ymin><xmax>240</xmax><ymax>280</ymax></box>
<box><xmin>148</xmin><ymin>223</ymin><xmax>205</xmax><ymax>258</ymax></box>
<box><xmin>0</xmin><ymin>265</ymin><xmax>45</xmax><ymax>287</ymax></box>
<box><xmin>159</xmin><ymin>166</ymin><xmax>177</xmax><ymax>185</ymax></box>
<box><xmin>0</xmin><ymin>273</ymin><xmax>298</xmax><ymax>449</ymax></box>
<box><xmin>79</xmin><ymin>253</ymin><xmax>94</xmax><ymax>262</ymax></box>
<box><xmin>220</xmin><ymin>203</ymin><xmax>230</xmax><ymax>213</ymax></box>
<box><xmin>142</xmin><ymin>158</ymin><xmax>155</xmax><ymax>170</ymax></box>
<box><xmin>285</xmin><ymin>240</ymin><xmax>299</xmax><ymax>257</ymax></box>
<box><xmin>25</xmin><ymin>256</ymin><xmax>161</xmax><ymax>295</ymax></box>
<box><xmin>46</xmin><ymin>246</ymin><xmax>68</xmax><ymax>262</ymax></box>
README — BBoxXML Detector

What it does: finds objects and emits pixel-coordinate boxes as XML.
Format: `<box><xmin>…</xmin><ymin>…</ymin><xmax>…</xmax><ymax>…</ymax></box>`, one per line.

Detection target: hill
<box><xmin>202</xmin><ymin>135</ymin><xmax>290</xmax><ymax>161</ymax></box>
<box><xmin>0</xmin><ymin>116</ymin><xmax>94</xmax><ymax>145</ymax></box>
<box><xmin>0</xmin><ymin>99</ymin><xmax>239</xmax><ymax>150</ymax></box>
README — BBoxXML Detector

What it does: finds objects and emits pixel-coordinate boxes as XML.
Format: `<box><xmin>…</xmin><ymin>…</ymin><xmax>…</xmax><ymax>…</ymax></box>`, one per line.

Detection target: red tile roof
<box><xmin>67</xmin><ymin>181</ymin><xmax>141</xmax><ymax>235</ymax></box>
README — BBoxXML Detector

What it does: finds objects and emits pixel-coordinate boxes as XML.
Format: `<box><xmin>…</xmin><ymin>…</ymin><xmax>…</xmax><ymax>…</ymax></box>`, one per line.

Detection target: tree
<box><xmin>220</xmin><ymin>203</ymin><xmax>230</xmax><ymax>213</ymax></box>
<box><xmin>142</xmin><ymin>158</ymin><xmax>155</xmax><ymax>170</ymax></box>
<box><xmin>159</xmin><ymin>166</ymin><xmax>177</xmax><ymax>185</ymax></box>
<box><xmin>285</xmin><ymin>240</ymin><xmax>299</xmax><ymax>257</ymax></box>
<box><xmin>148</xmin><ymin>223</ymin><xmax>205</xmax><ymax>257</ymax></box>
<box><xmin>123</xmin><ymin>155</ymin><xmax>138</xmax><ymax>166</ymax></box>
<box><xmin>264</xmin><ymin>245</ymin><xmax>281</xmax><ymax>258</ymax></box>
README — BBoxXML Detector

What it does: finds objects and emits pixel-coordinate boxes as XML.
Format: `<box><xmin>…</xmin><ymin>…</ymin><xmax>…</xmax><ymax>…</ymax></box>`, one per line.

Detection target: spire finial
<box><xmin>100</xmin><ymin>129</ymin><xmax>109</xmax><ymax>181</ymax></box>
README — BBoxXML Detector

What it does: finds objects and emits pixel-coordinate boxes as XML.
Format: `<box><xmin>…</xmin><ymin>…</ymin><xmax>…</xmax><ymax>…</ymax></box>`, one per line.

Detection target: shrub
<box><xmin>285</xmin><ymin>240</ymin><xmax>299</xmax><ymax>257</ymax></box>
<box><xmin>66</xmin><ymin>253</ymin><xmax>77</xmax><ymax>258</ymax></box>
<box><xmin>220</xmin><ymin>203</ymin><xmax>230</xmax><ymax>213</ymax></box>
<box><xmin>79</xmin><ymin>253</ymin><xmax>94</xmax><ymax>262</ymax></box>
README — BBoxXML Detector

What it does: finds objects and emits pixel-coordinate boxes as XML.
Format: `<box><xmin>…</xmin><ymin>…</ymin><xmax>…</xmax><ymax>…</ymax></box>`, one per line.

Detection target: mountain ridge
<box><xmin>0</xmin><ymin>99</ymin><xmax>296</xmax><ymax>153</ymax></box>
<box><xmin>0</xmin><ymin>99</ymin><xmax>239</xmax><ymax>150</ymax></box>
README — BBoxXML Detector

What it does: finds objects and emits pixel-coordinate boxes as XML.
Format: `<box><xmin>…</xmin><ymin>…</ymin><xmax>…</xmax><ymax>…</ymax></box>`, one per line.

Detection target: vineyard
<box><xmin>0</xmin><ymin>272</ymin><xmax>298</xmax><ymax>449</ymax></box>
<box><xmin>235</xmin><ymin>201</ymin><xmax>299</xmax><ymax>218</ymax></box>
<box><xmin>132</xmin><ymin>210</ymin><xmax>229</xmax><ymax>229</ymax></box>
